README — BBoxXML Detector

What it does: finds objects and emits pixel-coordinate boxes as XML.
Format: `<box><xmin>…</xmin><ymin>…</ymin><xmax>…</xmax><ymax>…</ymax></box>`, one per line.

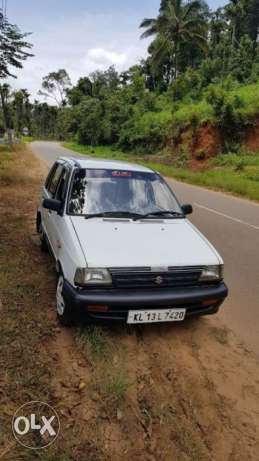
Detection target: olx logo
<box><xmin>12</xmin><ymin>401</ymin><xmax>60</xmax><ymax>449</ymax></box>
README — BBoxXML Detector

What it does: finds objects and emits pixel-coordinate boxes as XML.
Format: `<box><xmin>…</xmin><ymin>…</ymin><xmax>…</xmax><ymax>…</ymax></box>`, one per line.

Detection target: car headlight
<box><xmin>199</xmin><ymin>265</ymin><xmax>223</xmax><ymax>282</ymax></box>
<box><xmin>74</xmin><ymin>268</ymin><xmax>112</xmax><ymax>286</ymax></box>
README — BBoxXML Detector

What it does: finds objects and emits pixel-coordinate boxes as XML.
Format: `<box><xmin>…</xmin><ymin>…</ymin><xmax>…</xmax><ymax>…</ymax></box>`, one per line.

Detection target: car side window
<box><xmin>151</xmin><ymin>178</ymin><xmax>178</xmax><ymax>211</ymax></box>
<box><xmin>48</xmin><ymin>164</ymin><xmax>64</xmax><ymax>198</ymax></box>
<box><xmin>55</xmin><ymin>167</ymin><xmax>70</xmax><ymax>202</ymax></box>
<box><xmin>45</xmin><ymin>163</ymin><xmax>60</xmax><ymax>191</ymax></box>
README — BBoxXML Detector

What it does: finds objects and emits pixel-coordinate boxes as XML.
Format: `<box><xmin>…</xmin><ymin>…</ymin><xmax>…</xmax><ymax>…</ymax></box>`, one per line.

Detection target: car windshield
<box><xmin>68</xmin><ymin>168</ymin><xmax>182</xmax><ymax>217</ymax></box>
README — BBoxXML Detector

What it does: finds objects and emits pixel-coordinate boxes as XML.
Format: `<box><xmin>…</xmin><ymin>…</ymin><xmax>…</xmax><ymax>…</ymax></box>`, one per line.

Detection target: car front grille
<box><xmin>109</xmin><ymin>267</ymin><xmax>204</xmax><ymax>290</ymax></box>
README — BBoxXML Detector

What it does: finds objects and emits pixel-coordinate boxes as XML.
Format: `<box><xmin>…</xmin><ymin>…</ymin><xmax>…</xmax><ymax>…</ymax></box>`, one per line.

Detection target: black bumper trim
<box><xmin>86</xmin><ymin>304</ymin><xmax>221</xmax><ymax>321</ymax></box>
<box><xmin>63</xmin><ymin>280</ymin><xmax>228</xmax><ymax>321</ymax></box>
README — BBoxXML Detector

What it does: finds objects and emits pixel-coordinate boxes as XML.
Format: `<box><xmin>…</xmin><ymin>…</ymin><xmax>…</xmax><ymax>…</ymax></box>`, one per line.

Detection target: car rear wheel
<box><xmin>56</xmin><ymin>275</ymin><xmax>74</xmax><ymax>326</ymax></box>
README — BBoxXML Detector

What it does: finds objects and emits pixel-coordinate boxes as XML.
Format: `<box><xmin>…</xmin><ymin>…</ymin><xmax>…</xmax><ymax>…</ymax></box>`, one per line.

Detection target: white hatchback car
<box><xmin>37</xmin><ymin>156</ymin><xmax>228</xmax><ymax>326</ymax></box>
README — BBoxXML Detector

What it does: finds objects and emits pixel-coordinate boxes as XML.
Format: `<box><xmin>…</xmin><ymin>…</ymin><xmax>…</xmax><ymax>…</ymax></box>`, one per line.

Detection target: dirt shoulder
<box><xmin>0</xmin><ymin>145</ymin><xmax>259</xmax><ymax>461</ymax></box>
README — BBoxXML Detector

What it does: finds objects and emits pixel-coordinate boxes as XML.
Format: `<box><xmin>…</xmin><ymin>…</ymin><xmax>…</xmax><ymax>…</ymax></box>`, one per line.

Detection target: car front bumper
<box><xmin>63</xmin><ymin>280</ymin><xmax>228</xmax><ymax>322</ymax></box>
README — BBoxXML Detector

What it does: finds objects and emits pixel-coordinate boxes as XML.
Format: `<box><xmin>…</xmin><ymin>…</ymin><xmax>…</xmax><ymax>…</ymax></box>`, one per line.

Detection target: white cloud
<box><xmin>87</xmin><ymin>48</ymin><xmax>127</xmax><ymax>67</ymax></box>
<box><xmin>8</xmin><ymin>11</ymin><xmax>150</xmax><ymax>101</ymax></box>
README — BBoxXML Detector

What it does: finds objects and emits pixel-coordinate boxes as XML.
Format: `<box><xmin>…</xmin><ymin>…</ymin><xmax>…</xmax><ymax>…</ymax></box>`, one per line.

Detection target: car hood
<box><xmin>70</xmin><ymin>217</ymin><xmax>222</xmax><ymax>268</ymax></box>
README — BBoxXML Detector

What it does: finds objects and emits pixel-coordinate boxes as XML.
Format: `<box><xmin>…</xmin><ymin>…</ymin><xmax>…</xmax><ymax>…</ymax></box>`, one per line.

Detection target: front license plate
<box><xmin>127</xmin><ymin>308</ymin><xmax>186</xmax><ymax>324</ymax></box>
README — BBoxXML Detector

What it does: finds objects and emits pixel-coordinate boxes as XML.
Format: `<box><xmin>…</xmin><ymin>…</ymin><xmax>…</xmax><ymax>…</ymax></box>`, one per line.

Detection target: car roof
<box><xmin>59</xmin><ymin>156</ymin><xmax>154</xmax><ymax>173</ymax></box>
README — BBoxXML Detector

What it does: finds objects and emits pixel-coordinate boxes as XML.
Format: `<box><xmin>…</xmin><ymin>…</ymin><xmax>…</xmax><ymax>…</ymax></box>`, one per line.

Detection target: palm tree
<box><xmin>140</xmin><ymin>0</ymin><xmax>208</xmax><ymax>79</ymax></box>
<box><xmin>226</xmin><ymin>0</ymin><xmax>245</xmax><ymax>47</ymax></box>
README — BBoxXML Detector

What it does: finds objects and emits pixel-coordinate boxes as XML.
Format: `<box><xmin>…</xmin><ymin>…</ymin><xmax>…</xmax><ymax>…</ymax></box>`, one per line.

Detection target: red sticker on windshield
<box><xmin>112</xmin><ymin>171</ymin><xmax>132</xmax><ymax>177</ymax></box>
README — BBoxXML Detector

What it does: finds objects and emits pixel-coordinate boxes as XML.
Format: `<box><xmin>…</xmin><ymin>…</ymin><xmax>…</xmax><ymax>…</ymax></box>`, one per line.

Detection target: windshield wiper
<box><xmin>85</xmin><ymin>210</ymin><xmax>184</xmax><ymax>220</ymax></box>
<box><xmin>133</xmin><ymin>210</ymin><xmax>184</xmax><ymax>221</ymax></box>
<box><xmin>85</xmin><ymin>211</ymin><xmax>144</xmax><ymax>220</ymax></box>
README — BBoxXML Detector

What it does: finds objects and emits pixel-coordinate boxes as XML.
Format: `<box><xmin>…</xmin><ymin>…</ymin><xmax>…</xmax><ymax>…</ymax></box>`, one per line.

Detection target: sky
<box><xmin>6</xmin><ymin>0</ymin><xmax>227</xmax><ymax>99</ymax></box>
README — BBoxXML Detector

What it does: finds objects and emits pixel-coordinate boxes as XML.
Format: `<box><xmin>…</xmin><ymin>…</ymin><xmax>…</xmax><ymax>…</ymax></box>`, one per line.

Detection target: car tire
<box><xmin>56</xmin><ymin>275</ymin><xmax>74</xmax><ymax>326</ymax></box>
<box><xmin>39</xmin><ymin>222</ymin><xmax>49</xmax><ymax>253</ymax></box>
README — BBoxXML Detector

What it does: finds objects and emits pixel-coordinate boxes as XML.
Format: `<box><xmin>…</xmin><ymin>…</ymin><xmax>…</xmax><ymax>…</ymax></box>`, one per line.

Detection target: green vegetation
<box><xmin>0</xmin><ymin>9</ymin><xmax>33</xmax><ymax>143</ymax></box>
<box><xmin>64</xmin><ymin>142</ymin><xmax>259</xmax><ymax>201</ymax></box>
<box><xmin>2</xmin><ymin>0</ymin><xmax>259</xmax><ymax>201</ymax></box>
<box><xmin>0</xmin><ymin>11</ymin><xmax>33</xmax><ymax>80</ymax></box>
<box><xmin>2</xmin><ymin>0</ymin><xmax>259</xmax><ymax>151</ymax></box>
<box><xmin>75</xmin><ymin>326</ymin><xmax>109</xmax><ymax>360</ymax></box>
<box><xmin>0</xmin><ymin>145</ymin><xmax>58</xmax><ymax>459</ymax></box>
<box><xmin>21</xmin><ymin>135</ymin><xmax>37</xmax><ymax>142</ymax></box>
<box><xmin>75</xmin><ymin>325</ymin><xmax>129</xmax><ymax>410</ymax></box>
<box><xmin>102</xmin><ymin>369</ymin><xmax>129</xmax><ymax>407</ymax></box>
<box><xmin>64</xmin><ymin>142</ymin><xmax>130</xmax><ymax>161</ymax></box>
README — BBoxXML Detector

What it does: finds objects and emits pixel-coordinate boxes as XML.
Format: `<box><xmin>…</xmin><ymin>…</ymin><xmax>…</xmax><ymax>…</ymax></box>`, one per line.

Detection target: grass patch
<box><xmin>152</xmin><ymin>401</ymin><xmax>210</xmax><ymax>460</ymax></box>
<box><xmin>64</xmin><ymin>142</ymin><xmax>259</xmax><ymax>202</ymax></box>
<box><xmin>0</xmin><ymin>145</ymin><xmax>59</xmax><ymax>458</ymax></box>
<box><xmin>21</xmin><ymin>135</ymin><xmax>37</xmax><ymax>143</ymax></box>
<box><xmin>64</xmin><ymin>142</ymin><xmax>130</xmax><ymax>161</ymax></box>
<box><xmin>22</xmin><ymin>136</ymin><xmax>56</xmax><ymax>142</ymax></box>
<box><xmin>101</xmin><ymin>368</ymin><xmax>129</xmax><ymax>407</ymax></box>
<box><xmin>0</xmin><ymin>145</ymin><xmax>110</xmax><ymax>460</ymax></box>
<box><xmin>75</xmin><ymin>325</ymin><xmax>129</xmax><ymax>411</ymax></box>
<box><xmin>0</xmin><ymin>142</ymin><xmax>40</xmax><ymax>186</ymax></box>
<box><xmin>213</xmin><ymin>151</ymin><xmax>259</xmax><ymax>167</ymax></box>
<box><xmin>75</xmin><ymin>326</ymin><xmax>109</xmax><ymax>361</ymax></box>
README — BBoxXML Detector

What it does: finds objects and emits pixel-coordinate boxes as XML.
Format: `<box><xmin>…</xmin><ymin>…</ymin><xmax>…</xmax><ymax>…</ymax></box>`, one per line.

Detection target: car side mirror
<box><xmin>181</xmin><ymin>204</ymin><xmax>193</xmax><ymax>215</ymax></box>
<box><xmin>43</xmin><ymin>198</ymin><xmax>62</xmax><ymax>213</ymax></box>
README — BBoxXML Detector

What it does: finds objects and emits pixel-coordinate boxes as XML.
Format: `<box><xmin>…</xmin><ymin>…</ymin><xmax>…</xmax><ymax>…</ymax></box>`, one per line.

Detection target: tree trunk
<box><xmin>232</xmin><ymin>23</ymin><xmax>236</xmax><ymax>48</ymax></box>
<box><xmin>174</xmin><ymin>39</ymin><xmax>180</xmax><ymax>79</ymax></box>
<box><xmin>6</xmin><ymin>128</ymin><xmax>13</xmax><ymax>145</ymax></box>
<box><xmin>0</xmin><ymin>85</ymin><xmax>13</xmax><ymax>146</ymax></box>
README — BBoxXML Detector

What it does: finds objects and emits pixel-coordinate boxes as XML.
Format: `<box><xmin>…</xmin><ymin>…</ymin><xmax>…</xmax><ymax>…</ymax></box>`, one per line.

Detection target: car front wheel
<box><xmin>56</xmin><ymin>275</ymin><xmax>74</xmax><ymax>326</ymax></box>
<box><xmin>39</xmin><ymin>222</ymin><xmax>48</xmax><ymax>253</ymax></box>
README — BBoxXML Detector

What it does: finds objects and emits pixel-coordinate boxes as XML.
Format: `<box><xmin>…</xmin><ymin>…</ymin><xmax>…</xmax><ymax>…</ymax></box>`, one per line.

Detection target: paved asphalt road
<box><xmin>31</xmin><ymin>141</ymin><xmax>259</xmax><ymax>356</ymax></box>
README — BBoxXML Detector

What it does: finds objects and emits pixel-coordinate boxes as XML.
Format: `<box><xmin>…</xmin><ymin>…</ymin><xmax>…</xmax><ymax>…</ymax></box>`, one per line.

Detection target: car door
<box><xmin>48</xmin><ymin>164</ymin><xmax>71</xmax><ymax>259</ymax></box>
<box><xmin>42</xmin><ymin>162</ymin><xmax>64</xmax><ymax>255</ymax></box>
<box><xmin>41</xmin><ymin>162</ymin><xmax>58</xmax><ymax>240</ymax></box>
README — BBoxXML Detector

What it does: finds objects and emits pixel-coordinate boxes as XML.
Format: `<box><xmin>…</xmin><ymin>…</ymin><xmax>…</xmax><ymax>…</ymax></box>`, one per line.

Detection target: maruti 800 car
<box><xmin>37</xmin><ymin>157</ymin><xmax>228</xmax><ymax>326</ymax></box>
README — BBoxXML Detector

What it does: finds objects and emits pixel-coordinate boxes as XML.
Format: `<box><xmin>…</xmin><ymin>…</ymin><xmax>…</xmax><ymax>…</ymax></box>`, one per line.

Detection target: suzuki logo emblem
<box><xmin>155</xmin><ymin>276</ymin><xmax>164</xmax><ymax>285</ymax></box>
